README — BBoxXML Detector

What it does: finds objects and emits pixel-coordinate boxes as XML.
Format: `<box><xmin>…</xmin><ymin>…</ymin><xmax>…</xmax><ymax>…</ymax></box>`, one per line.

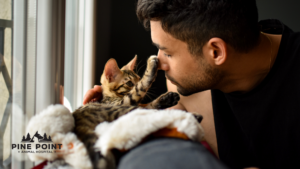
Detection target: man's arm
<box><xmin>166</xmin><ymin>79</ymin><xmax>219</xmax><ymax>157</ymax></box>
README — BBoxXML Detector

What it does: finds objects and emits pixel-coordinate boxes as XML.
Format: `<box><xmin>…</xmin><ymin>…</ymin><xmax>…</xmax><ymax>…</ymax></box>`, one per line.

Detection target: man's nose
<box><xmin>157</xmin><ymin>50</ymin><xmax>169</xmax><ymax>71</ymax></box>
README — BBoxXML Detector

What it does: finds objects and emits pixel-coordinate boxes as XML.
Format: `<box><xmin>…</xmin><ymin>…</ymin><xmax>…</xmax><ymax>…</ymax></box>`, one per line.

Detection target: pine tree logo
<box><xmin>21</xmin><ymin>131</ymin><xmax>52</xmax><ymax>143</ymax></box>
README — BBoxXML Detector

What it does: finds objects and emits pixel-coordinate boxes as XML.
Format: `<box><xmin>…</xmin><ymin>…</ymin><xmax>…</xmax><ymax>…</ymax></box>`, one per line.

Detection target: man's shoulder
<box><xmin>285</xmin><ymin>31</ymin><xmax>300</xmax><ymax>51</ymax></box>
<box><xmin>270</xmin><ymin>20</ymin><xmax>300</xmax><ymax>70</ymax></box>
<box><xmin>281</xmin><ymin>29</ymin><xmax>300</xmax><ymax>67</ymax></box>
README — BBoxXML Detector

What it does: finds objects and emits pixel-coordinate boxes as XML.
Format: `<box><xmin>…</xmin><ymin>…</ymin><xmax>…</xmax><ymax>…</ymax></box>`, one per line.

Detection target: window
<box><xmin>0</xmin><ymin>0</ymin><xmax>12</xmax><ymax>168</ymax></box>
<box><xmin>0</xmin><ymin>0</ymin><xmax>96</xmax><ymax>168</ymax></box>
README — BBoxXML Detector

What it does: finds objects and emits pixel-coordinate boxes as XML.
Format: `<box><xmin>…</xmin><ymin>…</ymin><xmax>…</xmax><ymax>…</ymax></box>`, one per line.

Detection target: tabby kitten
<box><xmin>72</xmin><ymin>55</ymin><xmax>180</xmax><ymax>168</ymax></box>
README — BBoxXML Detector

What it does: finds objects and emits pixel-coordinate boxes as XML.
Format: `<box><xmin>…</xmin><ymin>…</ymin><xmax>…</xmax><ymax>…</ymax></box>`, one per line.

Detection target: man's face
<box><xmin>150</xmin><ymin>20</ymin><xmax>222</xmax><ymax>96</ymax></box>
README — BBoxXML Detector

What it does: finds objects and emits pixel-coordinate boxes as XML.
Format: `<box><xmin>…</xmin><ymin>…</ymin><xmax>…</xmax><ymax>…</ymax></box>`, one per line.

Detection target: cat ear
<box><xmin>104</xmin><ymin>58</ymin><xmax>122</xmax><ymax>83</ymax></box>
<box><xmin>122</xmin><ymin>55</ymin><xmax>137</xmax><ymax>71</ymax></box>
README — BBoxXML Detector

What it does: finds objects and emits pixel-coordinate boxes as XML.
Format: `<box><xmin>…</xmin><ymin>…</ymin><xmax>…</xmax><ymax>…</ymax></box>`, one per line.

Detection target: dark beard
<box><xmin>165</xmin><ymin>64</ymin><xmax>222</xmax><ymax>96</ymax></box>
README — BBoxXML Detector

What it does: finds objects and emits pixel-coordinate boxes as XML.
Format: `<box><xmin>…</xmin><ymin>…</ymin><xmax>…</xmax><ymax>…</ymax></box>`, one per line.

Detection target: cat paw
<box><xmin>148</xmin><ymin>55</ymin><xmax>158</xmax><ymax>63</ymax></box>
<box><xmin>156</xmin><ymin>92</ymin><xmax>180</xmax><ymax>109</ymax></box>
<box><xmin>146</xmin><ymin>55</ymin><xmax>158</xmax><ymax>73</ymax></box>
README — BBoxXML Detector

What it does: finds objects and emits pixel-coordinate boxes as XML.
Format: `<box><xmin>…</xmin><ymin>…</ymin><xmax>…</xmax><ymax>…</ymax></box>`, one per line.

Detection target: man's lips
<box><xmin>166</xmin><ymin>76</ymin><xmax>176</xmax><ymax>85</ymax></box>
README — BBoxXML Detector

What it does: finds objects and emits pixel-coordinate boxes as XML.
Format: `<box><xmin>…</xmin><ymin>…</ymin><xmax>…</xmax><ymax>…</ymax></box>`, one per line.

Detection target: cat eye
<box><xmin>126</xmin><ymin>81</ymin><xmax>134</xmax><ymax>87</ymax></box>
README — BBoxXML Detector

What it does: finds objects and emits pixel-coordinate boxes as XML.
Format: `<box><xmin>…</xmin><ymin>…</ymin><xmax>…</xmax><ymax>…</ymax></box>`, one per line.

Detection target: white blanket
<box><xmin>94</xmin><ymin>108</ymin><xmax>204</xmax><ymax>156</ymax></box>
<box><xmin>26</xmin><ymin>105</ymin><xmax>204</xmax><ymax>169</ymax></box>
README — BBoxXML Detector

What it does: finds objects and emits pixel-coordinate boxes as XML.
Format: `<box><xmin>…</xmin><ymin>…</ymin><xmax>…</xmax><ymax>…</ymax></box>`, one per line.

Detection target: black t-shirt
<box><xmin>211</xmin><ymin>19</ymin><xmax>300</xmax><ymax>169</ymax></box>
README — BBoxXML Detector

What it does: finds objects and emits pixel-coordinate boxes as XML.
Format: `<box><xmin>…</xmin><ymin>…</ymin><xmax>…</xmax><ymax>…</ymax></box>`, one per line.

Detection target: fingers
<box><xmin>83</xmin><ymin>85</ymin><xmax>103</xmax><ymax>105</ymax></box>
<box><xmin>93</xmin><ymin>85</ymin><xmax>102</xmax><ymax>92</ymax></box>
<box><xmin>93</xmin><ymin>85</ymin><xmax>103</xmax><ymax>101</ymax></box>
<box><xmin>83</xmin><ymin>89</ymin><xmax>94</xmax><ymax>105</ymax></box>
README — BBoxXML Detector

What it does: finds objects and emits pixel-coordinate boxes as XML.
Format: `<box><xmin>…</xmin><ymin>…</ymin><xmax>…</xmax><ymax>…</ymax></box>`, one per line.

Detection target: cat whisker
<box><xmin>135</xmin><ymin>60</ymin><xmax>143</xmax><ymax>73</ymax></box>
<box><xmin>147</xmin><ymin>88</ymin><xmax>158</xmax><ymax>94</ymax></box>
<box><xmin>137</xmin><ymin>63</ymin><xmax>146</xmax><ymax>75</ymax></box>
<box><xmin>145</xmin><ymin>91</ymin><xmax>158</xmax><ymax>101</ymax></box>
<box><xmin>145</xmin><ymin>93</ymin><xmax>154</xmax><ymax>101</ymax></box>
<box><xmin>146</xmin><ymin>93</ymin><xmax>155</xmax><ymax>98</ymax></box>
<box><xmin>146</xmin><ymin>90</ymin><xmax>157</xmax><ymax>96</ymax></box>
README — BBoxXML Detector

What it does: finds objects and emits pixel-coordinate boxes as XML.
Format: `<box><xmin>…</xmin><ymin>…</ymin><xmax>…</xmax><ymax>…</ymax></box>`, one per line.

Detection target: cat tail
<box><xmin>74</xmin><ymin>125</ymin><xmax>116</xmax><ymax>169</ymax></box>
<box><xmin>73</xmin><ymin>125</ymin><xmax>101</xmax><ymax>168</ymax></box>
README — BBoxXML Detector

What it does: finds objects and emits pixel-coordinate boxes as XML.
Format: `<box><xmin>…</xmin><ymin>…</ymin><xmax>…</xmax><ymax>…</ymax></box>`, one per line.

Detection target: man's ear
<box><xmin>104</xmin><ymin>58</ymin><xmax>122</xmax><ymax>83</ymax></box>
<box><xmin>121</xmin><ymin>55</ymin><xmax>137</xmax><ymax>71</ymax></box>
<box><xmin>206</xmin><ymin>38</ymin><xmax>227</xmax><ymax>66</ymax></box>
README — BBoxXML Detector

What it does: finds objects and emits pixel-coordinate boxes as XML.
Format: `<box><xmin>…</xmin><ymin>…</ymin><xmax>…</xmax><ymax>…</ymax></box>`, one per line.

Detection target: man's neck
<box><xmin>217</xmin><ymin>33</ymin><xmax>282</xmax><ymax>94</ymax></box>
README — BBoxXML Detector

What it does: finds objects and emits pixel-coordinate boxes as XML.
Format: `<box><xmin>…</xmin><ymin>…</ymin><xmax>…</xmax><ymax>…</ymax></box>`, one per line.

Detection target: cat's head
<box><xmin>101</xmin><ymin>55</ymin><xmax>140</xmax><ymax>98</ymax></box>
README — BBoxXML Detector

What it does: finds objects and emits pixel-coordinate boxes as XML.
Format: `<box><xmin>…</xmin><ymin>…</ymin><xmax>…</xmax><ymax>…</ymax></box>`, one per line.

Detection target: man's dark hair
<box><xmin>136</xmin><ymin>0</ymin><xmax>260</xmax><ymax>56</ymax></box>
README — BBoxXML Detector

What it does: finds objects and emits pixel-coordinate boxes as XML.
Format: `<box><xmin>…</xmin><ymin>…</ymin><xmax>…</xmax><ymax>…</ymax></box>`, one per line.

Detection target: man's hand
<box><xmin>83</xmin><ymin>85</ymin><xmax>103</xmax><ymax>105</ymax></box>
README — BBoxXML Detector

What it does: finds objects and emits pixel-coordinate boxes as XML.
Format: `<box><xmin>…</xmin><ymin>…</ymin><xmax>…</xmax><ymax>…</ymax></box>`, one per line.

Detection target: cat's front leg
<box><xmin>145</xmin><ymin>92</ymin><xmax>180</xmax><ymax>109</ymax></box>
<box><xmin>123</xmin><ymin>55</ymin><xmax>158</xmax><ymax>105</ymax></box>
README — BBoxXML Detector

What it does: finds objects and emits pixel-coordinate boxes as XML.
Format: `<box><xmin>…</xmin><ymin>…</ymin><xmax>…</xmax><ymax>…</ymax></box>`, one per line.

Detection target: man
<box><xmin>84</xmin><ymin>0</ymin><xmax>300</xmax><ymax>168</ymax></box>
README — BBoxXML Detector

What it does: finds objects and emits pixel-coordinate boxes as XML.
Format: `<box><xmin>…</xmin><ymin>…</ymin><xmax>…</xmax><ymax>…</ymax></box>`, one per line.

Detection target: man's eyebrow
<box><xmin>152</xmin><ymin>42</ymin><xmax>167</xmax><ymax>50</ymax></box>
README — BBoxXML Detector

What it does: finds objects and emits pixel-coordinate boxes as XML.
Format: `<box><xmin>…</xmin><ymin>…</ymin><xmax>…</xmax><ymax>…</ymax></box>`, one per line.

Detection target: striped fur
<box><xmin>72</xmin><ymin>56</ymin><xmax>179</xmax><ymax>169</ymax></box>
